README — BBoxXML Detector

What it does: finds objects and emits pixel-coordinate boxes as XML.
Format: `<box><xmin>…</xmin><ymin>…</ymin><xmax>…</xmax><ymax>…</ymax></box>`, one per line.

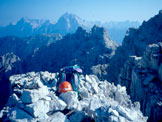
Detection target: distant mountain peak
<box><xmin>17</xmin><ymin>17</ymin><xmax>30</xmax><ymax>24</ymax></box>
<box><xmin>16</xmin><ymin>17</ymin><xmax>46</xmax><ymax>29</ymax></box>
<box><xmin>61</xmin><ymin>12</ymin><xmax>79</xmax><ymax>19</ymax></box>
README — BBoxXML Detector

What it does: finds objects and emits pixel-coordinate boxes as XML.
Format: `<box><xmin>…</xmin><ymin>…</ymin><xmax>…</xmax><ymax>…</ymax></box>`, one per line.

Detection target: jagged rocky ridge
<box><xmin>0</xmin><ymin>53</ymin><xmax>23</xmax><ymax>110</ymax></box>
<box><xmin>0</xmin><ymin>25</ymin><xmax>117</xmax><ymax>111</ymax></box>
<box><xmin>119</xmin><ymin>43</ymin><xmax>162</xmax><ymax>122</ymax></box>
<box><xmin>0</xmin><ymin>34</ymin><xmax>62</xmax><ymax>60</ymax></box>
<box><xmin>0</xmin><ymin>13</ymin><xmax>140</xmax><ymax>44</ymax></box>
<box><xmin>0</xmin><ymin>71</ymin><xmax>147</xmax><ymax>122</ymax></box>
<box><xmin>107</xmin><ymin>10</ymin><xmax>162</xmax><ymax>84</ymax></box>
<box><xmin>26</xmin><ymin>25</ymin><xmax>117</xmax><ymax>78</ymax></box>
<box><xmin>106</xmin><ymin>10</ymin><xmax>162</xmax><ymax>122</ymax></box>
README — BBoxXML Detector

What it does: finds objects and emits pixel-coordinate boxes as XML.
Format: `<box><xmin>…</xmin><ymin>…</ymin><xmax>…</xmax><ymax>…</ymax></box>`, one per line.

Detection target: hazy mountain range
<box><xmin>0</xmin><ymin>13</ymin><xmax>140</xmax><ymax>44</ymax></box>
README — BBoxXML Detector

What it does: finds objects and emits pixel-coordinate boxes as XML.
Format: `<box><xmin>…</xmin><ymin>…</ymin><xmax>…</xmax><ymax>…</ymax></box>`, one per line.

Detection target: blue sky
<box><xmin>0</xmin><ymin>0</ymin><xmax>162</xmax><ymax>25</ymax></box>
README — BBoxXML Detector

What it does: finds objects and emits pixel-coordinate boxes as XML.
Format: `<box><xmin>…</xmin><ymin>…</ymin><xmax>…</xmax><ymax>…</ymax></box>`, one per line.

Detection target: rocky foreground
<box><xmin>0</xmin><ymin>72</ymin><xmax>147</xmax><ymax>122</ymax></box>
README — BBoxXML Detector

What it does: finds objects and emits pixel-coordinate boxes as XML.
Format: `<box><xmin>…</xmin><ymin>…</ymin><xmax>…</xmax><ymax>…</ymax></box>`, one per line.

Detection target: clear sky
<box><xmin>0</xmin><ymin>0</ymin><xmax>162</xmax><ymax>25</ymax></box>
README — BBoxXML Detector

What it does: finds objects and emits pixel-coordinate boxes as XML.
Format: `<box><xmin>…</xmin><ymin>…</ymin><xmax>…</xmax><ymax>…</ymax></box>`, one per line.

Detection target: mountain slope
<box><xmin>107</xmin><ymin>10</ymin><xmax>162</xmax><ymax>84</ymax></box>
<box><xmin>0</xmin><ymin>34</ymin><xmax>62</xmax><ymax>60</ymax></box>
<box><xmin>106</xmin><ymin>10</ymin><xmax>162</xmax><ymax>122</ymax></box>
<box><xmin>26</xmin><ymin>26</ymin><xmax>117</xmax><ymax>79</ymax></box>
<box><xmin>0</xmin><ymin>13</ymin><xmax>140</xmax><ymax>44</ymax></box>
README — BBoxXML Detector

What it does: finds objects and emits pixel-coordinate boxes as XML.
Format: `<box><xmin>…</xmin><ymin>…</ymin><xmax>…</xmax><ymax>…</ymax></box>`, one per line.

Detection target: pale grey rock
<box><xmin>40</xmin><ymin>71</ymin><xmax>57</xmax><ymax>87</ymax></box>
<box><xmin>88</xmin><ymin>96</ymin><xmax>102</xmax><ymax>115</ymax></box>
<box><xmin>24</xmin><ymin>76</ymin><xmax>44</xmax><ymax>89</ymax></box>
<box><xmin>110</xmin><ymin>109</ymin><xmax>119</xmax><ymax>117</ymax></box>
<box><xmin>1</xmin><ymin>71</ymin><xmax>147</xmax><ymax>122</ymax></box>
<box><xmin>49</xmin><ymin>95</ymin><xmax>67</xmax><ymax>111</ymax></box>
<box><xmin>24</xmin><ymin>100</ymin><xmax>50</xmax><ymax>118</ymax></box>
<box><xmin>78</xmin><ymin>88</ymin><xmax>90</xmax><ymax>98</ymax></box>
<box><xmin>21</xmin><ymin>86</ymin><xmax>49</xmax><ymax>104</ymax></box>
<box><xmin>133</xmin><ymin>102</ymin><xmax>141</xmax><ymax>111</ymax></box>
<box><xmin>109</xmin><ymin>115</ymin><xmax>119</xmax><ymax>122</ymax></box>
<box><xmin>60</xmin><ymin>91</ymin><xmax>79</xmax><ymax>110</ymax></box>
<box><xmin>116</xmin><ymin>105</ymin><xmax>132</xmax><ymax>121</ymax></box>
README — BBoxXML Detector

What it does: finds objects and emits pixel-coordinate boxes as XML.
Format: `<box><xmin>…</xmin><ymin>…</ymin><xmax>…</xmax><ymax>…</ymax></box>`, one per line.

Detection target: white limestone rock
<box><xmin>60</xmin><ymin>91</ymin><xmax>79</xmax><ymax>110</ymax></box>
<box><xmin>49</xmin><ymin>94</ymin><xmax>67</xmax><ymax>111</ymax></box>
<box><xmin>40</xmin><ymin>71</ymin><xmax>57</xmax><ymax>87</ymax></box>
<box><xmin>47</xmin><ymin>112</ymin><xmax>67</xmax><ymax>122</ymax></box>
<box><xmin>1</xmin><ymin>71</ymin><xmax>147</xmax><ymax>122</ymax></box>
<box><xmin>24</xmin><ymin>100</ymin><xmax>50</xmax><ymax>118</ymax></box>
<box><xmin>116</xmin><ymin>105</ymin><xmax>133</xmax><ymax>121</ymax></box>
<box><xmin>21</xmin><ymin>86</ymin><xmax>49</xmax><ymax>104</ymax></box>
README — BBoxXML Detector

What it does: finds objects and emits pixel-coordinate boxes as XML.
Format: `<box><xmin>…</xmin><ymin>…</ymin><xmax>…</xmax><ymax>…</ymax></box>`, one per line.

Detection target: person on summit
<box><xmin>56</xmin><ymin>65</ymin><xmax>82</xmax><ymax>93</ymax></box>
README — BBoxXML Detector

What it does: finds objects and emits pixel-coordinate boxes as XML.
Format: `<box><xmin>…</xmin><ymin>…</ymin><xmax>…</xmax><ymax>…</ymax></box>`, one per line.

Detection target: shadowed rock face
<box><xmin>105</xmin><ymin>10</ymin><xmax>162</xmax><ymax>122</ymax></box>
<box><xmin>0</xmin><ymin>53</ymin><xmax>23</xmax><ymax>110</ymax></box>
<box><xmin>107</xmin><ymin>10</ymin><xmax>162</xmax><ymax>84</ymax></box>
<box><xmin>107</xmin><ymin>10</ymin><xmax>162</xmax><ymax>122</ymax></box>
<box><xmin>119</xmin><ymin>43</ymin><xmax>162</xmax><ymax>122</ymax></box>
<box><xmin>0</xmin><ymin>35</ymin><xmax>62</xmax><ymax>60</ymax></box>
<box><xmin>0</xmin><ymin>71</ymin><xmax>147</xmax><ymax>122</ymax></box>
<box><xmin>26</xmin><ymin>26</ymin><xmax>117</xmax><ymax>79</ymax></box>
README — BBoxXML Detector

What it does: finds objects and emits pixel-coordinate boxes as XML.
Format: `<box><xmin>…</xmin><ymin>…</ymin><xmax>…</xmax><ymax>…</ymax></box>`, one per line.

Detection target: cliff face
<box><xmin>0</xmin><ymin>53</ymin><xmax>23</xmax><ymax>110</ymax></box>
<box><xmin>119</xmin><ymin>43</ymin><xmax>162</xmax><ymax>122</ymax></box>
<box><xmin>106</xmin><ymin>10</ymin><xmax>162</xmax><ymax>122</ymax></box>
<box><xmin>0</xmin><ymin>35</ymin><xmax>62</xmax><ymax>60</ymax></box>
<box><xmin>107</xmin><ymin>10</ymin><xmax>162</xmax><ymax>84</ymax></box>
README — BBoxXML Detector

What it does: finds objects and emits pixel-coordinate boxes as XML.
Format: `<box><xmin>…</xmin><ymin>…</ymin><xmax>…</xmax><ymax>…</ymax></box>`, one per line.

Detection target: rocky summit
<box><xmin>0</xmin><ymin>71</ymin><xmax>147</xmax><ymax>122</ymax></box>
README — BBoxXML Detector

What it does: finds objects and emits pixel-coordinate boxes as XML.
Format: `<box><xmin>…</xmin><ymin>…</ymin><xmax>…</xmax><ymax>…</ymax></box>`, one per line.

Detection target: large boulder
<box><xmin>21</xmin><ymin>86</ymin><xmax>49</xmax><ymax>104</ymax></box>
<box><xmin>60</xmin><ymin>91</ymin><xmax>80</xmax><ymax>110</ymax></box>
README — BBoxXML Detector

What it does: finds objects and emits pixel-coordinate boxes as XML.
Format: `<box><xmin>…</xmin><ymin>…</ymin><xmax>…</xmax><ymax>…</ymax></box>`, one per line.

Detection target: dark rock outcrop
<box><xmin>0</xmin><ymin>53</ymin><xmax>23</xmax><ymax>110</ymax></box>
<box><xmin>0</xmin><ymin>34</ymin><xmax>61</xmax><ymax>111</ymax></box>
<box><xmin>0</xmin><ymin>34</ymin><xmax>62</xmax><ymax>60</ymax></box>
<box><xmin>118</xmin><ymin>42</ymin><xmax>162</xmax><ymax>122</ymax></box>
<box><xmin>26</xmin><ymin>26</ymin><xmax>117</xmax><ymax>79</ymax></box>
<box><xmin>107</xmin><ymin>10</ymin><xmax>162</xmax><ymax>84</ymax></box>
<box><xmin>106</xmin><ymin>10</ymin><xmax>162</xmax><ymax>122</ymax></box>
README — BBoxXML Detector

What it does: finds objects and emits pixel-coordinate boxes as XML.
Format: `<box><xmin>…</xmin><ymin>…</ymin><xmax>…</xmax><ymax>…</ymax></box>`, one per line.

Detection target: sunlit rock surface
<box><xmin>1</xmin><ymin>71</ymin><xmax>147</xmax><ymax>122</ymax></box>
